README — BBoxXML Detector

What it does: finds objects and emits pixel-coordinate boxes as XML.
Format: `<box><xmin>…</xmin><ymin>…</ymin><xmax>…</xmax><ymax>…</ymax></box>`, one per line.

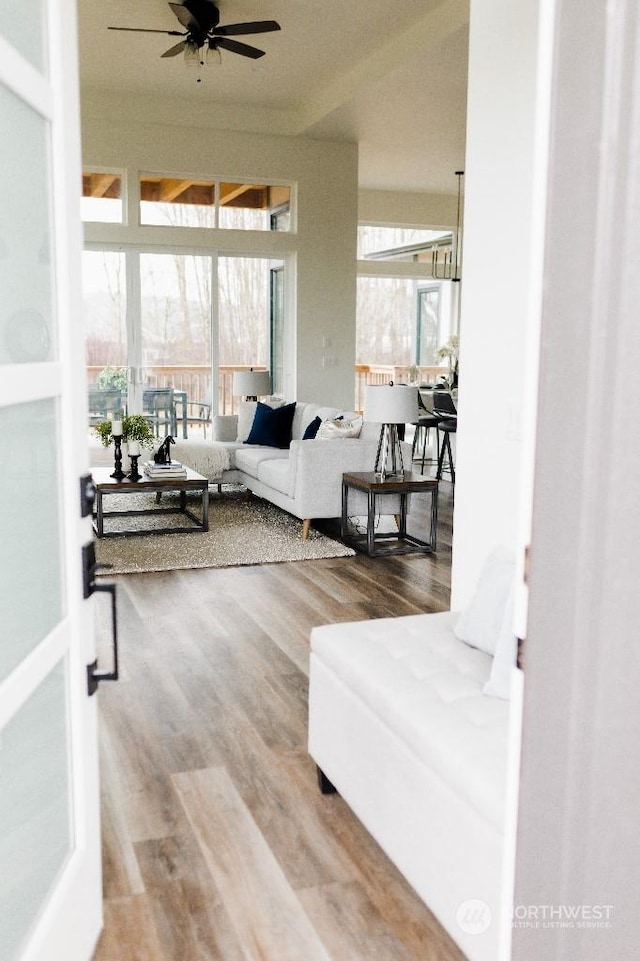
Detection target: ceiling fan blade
<box><xmin>108</xmin><ymin>26</ymin><xmax>186</xmax><ymax>35</ymax></box>
<box><xmin>212</xmin><ymin>20</ymin><xmax>281</xmax><ymax>37</ymax></box>
<box><xmin>161</xmin><ymin>40</ymin><xmax>188</xmax><ymax>57</ymax></box>
<box><xmin>214</xmin><ymin>36</ymin><xmax>266</xmax><ymax>59</ymax></box>
<box><xmin>168</xmin><ymin>2</ymin><xmax>200</xmax><ymax>32</ymax></box>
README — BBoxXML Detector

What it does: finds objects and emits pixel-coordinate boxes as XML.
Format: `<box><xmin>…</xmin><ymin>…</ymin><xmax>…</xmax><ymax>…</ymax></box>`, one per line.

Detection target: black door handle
<box><xmin>82</xmin><ymin>541</ymin><xmax>119</xmax><ymax>696</ymax></box>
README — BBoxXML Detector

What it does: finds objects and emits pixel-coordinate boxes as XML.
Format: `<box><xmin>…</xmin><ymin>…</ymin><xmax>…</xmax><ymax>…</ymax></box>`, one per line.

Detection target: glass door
<box><xmin>270</xmin><ymin>265</ymin><xmax>285</xmax><ymax>397</ymax></box>
<box><xmin>0</xmin><ymin>1</ymin><xmax>103</xmax><ymax>959</ymax></box>
<box><xmin>82</xmin><ymin>249</ymin><xmax>128</xmax><ymax>428</ymax></box>
<box><xmin>139</xmin><ymin>252</ymin><xmax>213</xmax><ymax>438</ymax></box>
<box><xmin>219</xmin><ymin>255</ymin><xmax>282</xmax><ymax>411</ymax></box>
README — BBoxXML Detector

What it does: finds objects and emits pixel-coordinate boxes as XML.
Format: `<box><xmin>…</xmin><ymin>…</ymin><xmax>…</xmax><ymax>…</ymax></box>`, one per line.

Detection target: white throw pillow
<box><xmin>454</xmin><ymin>545</ymin><xmax>515</xmax><ymax>655</ymax></box>
<box><xmin>317</xmin><ymin>414</ymin><xmax>363</xmax><ymax>440</ymax></box>
<box><xmin>236</xmin><ymin>401</ymin><xmax>257</xmax><ymax>442</ymax></box>
<box><xmin>483</xmin><ymin>583</ymin><xmax>518</xmax><ymax>699</ymax></box>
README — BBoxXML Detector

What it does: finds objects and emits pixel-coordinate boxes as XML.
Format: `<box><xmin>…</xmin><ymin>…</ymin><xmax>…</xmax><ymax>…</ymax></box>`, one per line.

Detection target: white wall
<box><xmin>358</xmin><ymin>189</ymin><xmax>458</xmax><ymax>229</ymax></box>
<box><xmin>450</xmin><ymin>0</ymin><xmax>541</xmax><ymax>607</ymax></box>
<box><xmin>81</xmin><ymin>92</ymin><xmax>358</xmax><ymax>409</ymax></box>
<box><xmin>513</xmin><ymin>0</ymin><xmax>640</xmax><ymax>954</ymax></box>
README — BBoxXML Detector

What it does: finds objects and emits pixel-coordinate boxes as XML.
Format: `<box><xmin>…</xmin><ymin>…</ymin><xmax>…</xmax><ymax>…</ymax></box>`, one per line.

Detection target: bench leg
<box><xmin>316</xmin><ymin>766</ymin><xmax>337</xmax><ymax>795</ymax></box>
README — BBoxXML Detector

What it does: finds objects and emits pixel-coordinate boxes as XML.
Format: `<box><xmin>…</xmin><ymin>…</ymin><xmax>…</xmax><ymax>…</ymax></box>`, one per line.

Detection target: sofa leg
<box><xmin>302</xmin><ymin>518</ymin><xmax>311</xmax><ymax>540</ymax></box>
<box><xmin>316</xmin><ymin>766</ymin><xmax>337</xmax><ymax>795</ymax></box>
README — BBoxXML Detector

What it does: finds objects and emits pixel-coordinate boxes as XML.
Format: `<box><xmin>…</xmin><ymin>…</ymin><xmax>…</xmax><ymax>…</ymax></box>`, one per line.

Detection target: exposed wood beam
<box><xmin>159</xmin><ymin>178</ymin><xmax>194</xmax><ymax>202</ymax></box>
<box><xmin>83</xmin><ymin>173</ymin><xmax>120</xmax><ymax>198</ymax></box>
<box><xmin>219</xmin><ymin>183</ymin><xmax>260</xmax><ymax>205</ymax></box>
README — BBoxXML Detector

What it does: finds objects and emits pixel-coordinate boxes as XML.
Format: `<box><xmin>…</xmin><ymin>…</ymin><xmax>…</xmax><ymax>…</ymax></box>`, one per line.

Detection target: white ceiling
<box><xmin>78</xmin><ymin>0</ymin><xmax>469</xmax><ymax>194</ymax></box>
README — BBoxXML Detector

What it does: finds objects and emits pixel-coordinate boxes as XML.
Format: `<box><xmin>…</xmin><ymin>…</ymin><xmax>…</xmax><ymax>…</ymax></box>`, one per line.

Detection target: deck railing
<box><xmin>87</xmin><ymin>363</ymin><xmax>449</xmax><ymax>418</ymax></box>
<box><xmin>87</xmin><ymin>365</ymin><xmax>269</xmax><ymax>417</ymax></box>
<box><xmin>354</xmin><ymin>365</ymin><xmax>449</xmax><ymax>413</ymax></box>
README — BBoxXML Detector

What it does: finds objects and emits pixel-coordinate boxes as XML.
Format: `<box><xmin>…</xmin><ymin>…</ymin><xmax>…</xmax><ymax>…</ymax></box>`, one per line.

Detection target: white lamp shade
<box><xmin>233</xmin><ymin>369</ymin><xmax>271</xmax><ymax>397</ymax></box>
<box><xmin>364</xmin><ymin>384</ymin><xmax>419</xmax><ymax>424</ymax></box>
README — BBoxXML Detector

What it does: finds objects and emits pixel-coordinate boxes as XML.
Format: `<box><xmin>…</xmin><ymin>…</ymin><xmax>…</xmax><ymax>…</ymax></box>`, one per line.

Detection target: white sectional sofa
<box><xmin>308</xmin><ymin>548</ymin><xmax>522</xmax><ymax>961</ymax></box>
<box><xmin>173</xmin><ymin>400</ymin><xmax>411</xmax><ymax>538</ymax></box>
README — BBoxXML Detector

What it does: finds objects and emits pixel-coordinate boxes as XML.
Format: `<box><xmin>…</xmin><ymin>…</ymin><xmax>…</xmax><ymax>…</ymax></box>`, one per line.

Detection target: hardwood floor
<box><xmin>92</xmin><ymin>481</ymin><xmax>465</xmax><ymax>961</ymax></box>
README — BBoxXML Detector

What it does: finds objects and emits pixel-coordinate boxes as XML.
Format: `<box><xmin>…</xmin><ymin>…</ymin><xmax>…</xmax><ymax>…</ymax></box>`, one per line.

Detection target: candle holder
<box><xmin>127</xmin><ymin>453</ymin><xmax>141</xmax><ymax>481</ymax></box>
<box><xmin>110</xmin><ymin>434</ymin><xmax>126</xmax><ymax>480</ymax></box>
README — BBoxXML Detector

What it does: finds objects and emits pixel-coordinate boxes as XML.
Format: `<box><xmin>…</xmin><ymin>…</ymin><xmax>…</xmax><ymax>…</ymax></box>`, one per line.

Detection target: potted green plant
<box><xmin>94</xmin><ymin>420</ymin><xmax>114</xmax><ymax>447</ymax></box>
<box><xmin>435</xmin><ymin>335</ymin><xmax>460</xmax><ymax>389</ymax></box>
<box><xmin>122</xmin><ymin>414</ymin><xmax>155</xmax><ymax>449</ymax></box>
<box><xmin>93</xmin><ymin>414</ymin><xmax>155</xmax><ymax>451</ymax></box>
<box><xmin>97</xmin><ymin>366</ymin><xmax>128</xmax><ymax>393</ymax></box>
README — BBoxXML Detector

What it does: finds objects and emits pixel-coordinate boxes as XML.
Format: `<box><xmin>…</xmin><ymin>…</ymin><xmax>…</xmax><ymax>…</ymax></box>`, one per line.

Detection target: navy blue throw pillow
<box><xmin>245</xmin><ymin>402</ymin><xmax>296</xmax><ymax>449</ymax></box>
<box><xmin>302</xmin><ymin>415</ymin><xmax>322</xmax><ymax>440</ymax></box>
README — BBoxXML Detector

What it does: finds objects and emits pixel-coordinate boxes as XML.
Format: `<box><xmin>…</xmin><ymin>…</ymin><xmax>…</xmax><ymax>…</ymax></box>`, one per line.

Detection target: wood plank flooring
<box><xmin>92</xmin><ymin>481</ymin><xmax>465</xmax><ymax>961</ymax></box>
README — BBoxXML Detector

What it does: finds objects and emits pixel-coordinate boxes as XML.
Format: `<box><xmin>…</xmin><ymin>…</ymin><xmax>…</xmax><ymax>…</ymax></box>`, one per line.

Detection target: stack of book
<box><xmin>143</xmin><ymin>460</ymin><xmax>188</xmax><ymax>479</ymax></box>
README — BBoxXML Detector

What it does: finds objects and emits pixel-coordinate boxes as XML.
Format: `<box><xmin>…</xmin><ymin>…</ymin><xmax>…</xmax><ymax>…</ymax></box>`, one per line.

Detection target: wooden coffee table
<box><xmin>93</xmin><ymin>466</ymin><xmax>209</xmax><ymax>538</ymax></box>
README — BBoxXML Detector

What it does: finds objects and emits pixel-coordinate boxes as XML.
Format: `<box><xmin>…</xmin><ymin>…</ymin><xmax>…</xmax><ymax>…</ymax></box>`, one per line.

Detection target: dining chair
<box><xmin>88</xmin><ymin>388</ymin><xmax>123</xmax><ymax>426</ymax></box>
<box><xmin>143</xmin><ymin>388</ymin><xmax>176</xmax><ymax>437</ymax></box>
<box><xmin>185</xmin><ymin>390</ymin><xmax>212</xmax><ymax>438</ymax></box>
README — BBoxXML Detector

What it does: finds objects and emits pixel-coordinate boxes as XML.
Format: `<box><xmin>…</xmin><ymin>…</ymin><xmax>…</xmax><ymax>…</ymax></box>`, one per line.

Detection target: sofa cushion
<box><xmin>234</xmin><ymin>446</ymin><xmax>289</xmax><ymax>480</ymax></box>
<box><xmin>454</xmin><ymin>546</ymin><xmax>515</xmax><ymax>656</ymax></box>
<box><xmin>310</xmin><ymin>611</ymin><xmax>509</xmax><ymax>832</ymax></box>
<box><xmin>258</xmin><ymin>456</ymin><xmax>291</xmax><ymax>495</ymax></box>
<box><xmin>245</xmin><ymin>401</ymin><xmax>296</xmax><ymax>449</ymax></box>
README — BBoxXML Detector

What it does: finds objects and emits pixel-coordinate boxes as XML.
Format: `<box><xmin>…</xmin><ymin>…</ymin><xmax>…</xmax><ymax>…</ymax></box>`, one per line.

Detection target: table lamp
<box><xmin>232</xmin><ymin>368</ymin><xmax>271</xmax><ymax>401</ymax></box>
<box><xmin>364</xmin><ymin>383</ymin><xmax>419</xmax><ymax>479</ymax></box>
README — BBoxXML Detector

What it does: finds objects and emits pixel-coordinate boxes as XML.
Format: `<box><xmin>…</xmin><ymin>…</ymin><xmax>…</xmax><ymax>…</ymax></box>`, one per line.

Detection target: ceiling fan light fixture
<box><xmin>206</xmin><ymin>42</ymin><xmax>222</xmax><ymax>65</ymax></box>
<box><xmin>109</xmin><ymin>2</ymin><xmax>281</xmax><ymax>68</ymax></box>
<box><xmin>183</xmin><ymin>40</ymin><xmax>202</xmax><ymax>65</ymax></box>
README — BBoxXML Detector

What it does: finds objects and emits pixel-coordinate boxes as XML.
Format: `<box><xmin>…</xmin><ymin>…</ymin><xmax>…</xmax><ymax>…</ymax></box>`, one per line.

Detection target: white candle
<box><xmin>111</xmin><ymin>419</ymin><xmax>123</xmax><ymax>436</ymax></box>
<box><xmin>127</xmin><ymin>440</ymin><xmax>140</xmax><ymax>456</ymax></box>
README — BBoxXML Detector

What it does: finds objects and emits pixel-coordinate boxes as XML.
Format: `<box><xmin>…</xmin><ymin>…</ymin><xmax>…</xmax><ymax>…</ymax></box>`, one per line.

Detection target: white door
<box><xmin>0</xmin><ymin>1</ymin><xmax>104</xmax><ymax>959</ymax></box>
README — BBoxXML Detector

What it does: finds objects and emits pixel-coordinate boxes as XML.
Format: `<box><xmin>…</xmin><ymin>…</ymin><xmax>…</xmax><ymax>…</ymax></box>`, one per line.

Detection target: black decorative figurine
<box><xmin>154</xmin><ymin>435</ymin><xmax>175</xmax><ymax>465</ymax></box>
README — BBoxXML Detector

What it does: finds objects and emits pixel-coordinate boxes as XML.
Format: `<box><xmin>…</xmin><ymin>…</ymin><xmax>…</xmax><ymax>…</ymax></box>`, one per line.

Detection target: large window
<box><xmin>81</xmin><ymin>171</ymin><xmax>123</xmax><ymax>223</ymax></box>
<box><xmin>358</xmin><ymin>224</ymin><xmax>452</xmax><ymax>262</ymax></box>
<box><xmin>82</xmin><ymin>250</ymin><xmax>126</xmax><ymax>376</ymax></box>
<box><xmin>356</xmin><ymin>276</ymin><xmax>417</xmax><ymax>366</ymax></box>
<box><xmin>357</xmin><ymin>224</ymin><xmax>456</xmax><ymax>371</ymax></box>
<box><xmin>82</xmin><ymin>249</ymin><xmax>285</xmax><ymax>416</ymax></box>
<box><xmin>140</xmin><ymin>254</ymin><xmax>212</xmax><ymax>369</ymax></box>
<box><xmin>417</xmin><ymin>286</ymin><xmax>442</xmax><ymax>366</ymax></box>
<box><xmin>219</xmin><ymin>257</ymin><xmax>271</xmax><ymax>367</ymax></box>
<box><xmin>139</xmin><ymin>175</ymin><xmax>292</xmax><ymax>231</ymax></box>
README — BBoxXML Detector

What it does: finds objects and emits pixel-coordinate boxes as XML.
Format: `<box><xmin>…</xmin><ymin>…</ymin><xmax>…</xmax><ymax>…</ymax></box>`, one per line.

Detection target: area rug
<box><xmin>94</xmin><ymin>490</ymin><xmax>355</xmax><ymax>574</ymax></box>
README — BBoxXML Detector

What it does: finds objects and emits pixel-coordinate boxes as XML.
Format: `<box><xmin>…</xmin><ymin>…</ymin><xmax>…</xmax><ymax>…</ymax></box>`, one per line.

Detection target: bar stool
<box><xmin>412</xmin><ymin>413</ymin><xmax>441</xmax><ymax>473</ymax></box>
<box><xmin>411</xmin><ymin>389</ymin><xmax>441</xmax><ymax>473</ymax></box>
<box><xmin>436</xmin><ymin>418</ymin><xmax>457</xmax><ymax>482</ymax></box>
<box><xmin>432</xmin><ymin>392</ymin><xmax>457</xmax><ymax>483</ymax></box>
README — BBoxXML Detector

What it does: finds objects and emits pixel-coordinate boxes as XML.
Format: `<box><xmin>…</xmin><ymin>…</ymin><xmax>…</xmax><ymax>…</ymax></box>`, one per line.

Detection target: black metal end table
<box><xmin>341</xmin><ymin>471</ymin><xmax>438</xmax><ymax>557</ymax></box>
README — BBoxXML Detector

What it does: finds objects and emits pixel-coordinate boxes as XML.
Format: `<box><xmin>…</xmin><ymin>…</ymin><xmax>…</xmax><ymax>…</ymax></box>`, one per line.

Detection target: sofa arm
<box><xmin>289</xmin><ymin>438</ymin><xmax>413</xmax><ymax>519</ymax></box>
<box><xmin>212</xmin><ymin>414</ymin><xmax>238</xmax><ymax>442</ymax></box>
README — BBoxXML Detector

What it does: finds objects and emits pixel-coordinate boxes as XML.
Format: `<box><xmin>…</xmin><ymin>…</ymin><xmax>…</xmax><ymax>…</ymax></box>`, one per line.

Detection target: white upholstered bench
<box><xmin>308</xmin><ymin>549</ymin><xmax>522</xmax><ymax>961</ymax></box>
